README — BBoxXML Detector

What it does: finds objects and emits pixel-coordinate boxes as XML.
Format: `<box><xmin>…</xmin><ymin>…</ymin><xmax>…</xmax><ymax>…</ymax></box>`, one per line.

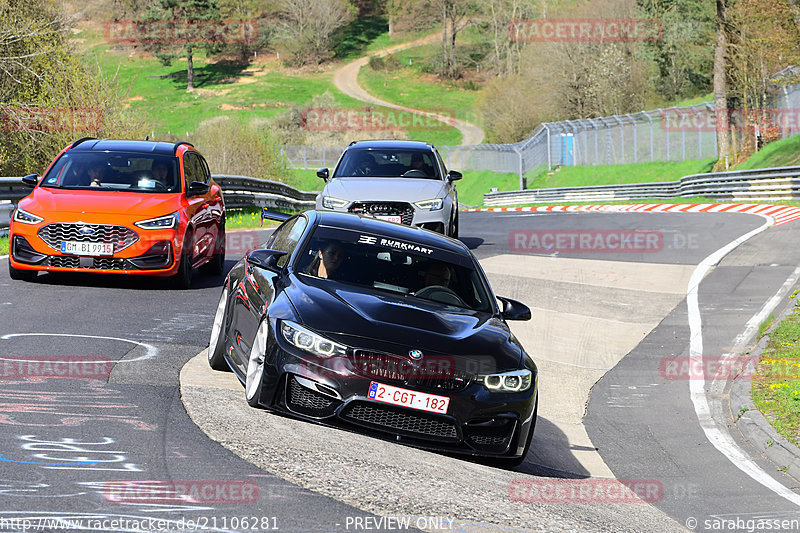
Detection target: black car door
<box><xmin>230</xmin><ymin>216</ymin><xmax>308</xmax><ymax>375</ymax></box>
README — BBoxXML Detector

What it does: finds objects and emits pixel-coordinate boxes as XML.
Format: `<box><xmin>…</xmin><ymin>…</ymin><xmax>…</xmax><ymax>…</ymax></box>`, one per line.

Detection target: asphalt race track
<box><xmin>1</xmin><ymin>210</ymin><xmax>800</xmax><ymax>532</ymax></box>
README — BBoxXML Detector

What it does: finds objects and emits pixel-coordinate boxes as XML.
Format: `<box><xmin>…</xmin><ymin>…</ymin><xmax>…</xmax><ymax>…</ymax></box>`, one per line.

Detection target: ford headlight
<box><xmin>13</xmin><ymin>207</ymin><xmax>43</xmax><ymax>225</ymax></box>
<box><xmin>134</xmin><ymin>212</ymin><xmax>178</xmax><ymax>229</ymax></box>
<box><xmin>414</xmin><ymin>198</ymin><xmax>443</xmax><ymax>211</ymax></box>
<box><xmin>477</xmin><ymin>369</ymin><xmax>532</xmax><ymax>392</ymax></box>
<box><xmin>322</xmin><ymin>196</ymin><xmax>349</xmax><ymax>209</ymax></box>
<box><xmin>281</xmin><ymin>320</ymin><xmax>347</xmax><ymax>358</ymax></box>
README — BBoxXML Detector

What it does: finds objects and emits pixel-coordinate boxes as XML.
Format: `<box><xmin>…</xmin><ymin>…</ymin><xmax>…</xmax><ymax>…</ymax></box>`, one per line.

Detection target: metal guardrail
<box><xmin>0</xmin><ymin>175</ymin><xmax>319</xmax><ymax>238</ymax></box>
<box><xmin>484</xmin><ymin>165</ymin><xmax>800</xmax><ymax>206</ymax></box>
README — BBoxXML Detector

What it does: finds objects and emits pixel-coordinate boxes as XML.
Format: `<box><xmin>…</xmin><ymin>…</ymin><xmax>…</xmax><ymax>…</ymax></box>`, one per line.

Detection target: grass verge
<box><xmin>752</xmin><ymin>306</ymin><xmax>800</xmax><ymax>448</ymax></box>
<box><xmin>529</xmin><ymin>159</ymin><xmax>717</xmax><ymax>189</ymax></box>
<box><xmin>0</xmin><ymin>236</ymin><xmax>7</xmax><ymax>256</ymax></box>
<box><xmin>736</xmin><ymin>135</ymin><xmax>800</xmax><ymax>170</ymax></box>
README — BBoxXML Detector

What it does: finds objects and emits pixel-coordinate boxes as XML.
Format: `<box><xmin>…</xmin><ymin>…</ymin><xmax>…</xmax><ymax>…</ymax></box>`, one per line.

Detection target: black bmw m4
<box><xmin>208</xmin><ymin>209</ymin><xmax>538</xmax><ymax>464</ymax></box>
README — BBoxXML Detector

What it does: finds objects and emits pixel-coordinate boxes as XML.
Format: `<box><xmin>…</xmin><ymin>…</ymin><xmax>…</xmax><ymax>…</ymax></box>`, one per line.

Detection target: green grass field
<box><xmin>79</xmin><ymin>23</ymin><xmax>462</xmax><ymax>144</ymax></box>
<box><xmin>528</xmin><ymin>159</ymin><xmax>717</xmax><ymax>189</ymax></box>
<box><xmin>736</xmin><ymin>135</ymin><xmax>800</xmax><ymax>170</ymax></box>
<box><xmin>0</xmin><ymin>237</ymin><xmax>7</xmax><ymax>257</ymax></box>
<box><xmin>752</xmin><ymin>307</ymin><xmax>800</xmax><ymax>447</ymax></box>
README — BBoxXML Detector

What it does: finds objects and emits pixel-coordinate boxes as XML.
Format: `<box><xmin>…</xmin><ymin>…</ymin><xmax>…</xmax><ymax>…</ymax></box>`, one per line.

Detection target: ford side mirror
<box><xmin>497</xmin><ymin>296</ymin><xmax>531</xmax><ymax>321</ymax></box>
<box><xmin>187</xmin><ymin>181</ymin><xmax>209</xmax><ymax>196</ymax></box>
<box><xmin>246</xmin><ymin>249</ymin><xmax>286</xmax><ymax>273</ymax></box>
<box><xmin>317</xmin><ymin>168</ymin><xmax>329</xmax><ymax>180</ymax></box>
<box><xmin>21</xmin><ymin>174</ymin><xmax>39</xmax><ymax>188</ymax></box>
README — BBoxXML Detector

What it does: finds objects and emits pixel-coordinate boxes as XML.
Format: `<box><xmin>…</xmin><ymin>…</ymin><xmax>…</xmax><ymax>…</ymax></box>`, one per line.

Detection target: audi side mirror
<box><xmin>447</xmin><ymin>170</ymin><xmax>462</xmax><ymax>181</ymax></box>
<box><xmin>317</xmin><ymin>168</ymin><xmax>329</xmax><ymax>180</ymax></box>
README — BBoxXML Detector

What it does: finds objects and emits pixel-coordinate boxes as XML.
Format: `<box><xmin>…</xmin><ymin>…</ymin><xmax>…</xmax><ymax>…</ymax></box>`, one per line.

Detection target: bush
<box><xmin>190</xmin><ymin>117</ymin><xmax>289</xmax><ymax>182</ymax></box>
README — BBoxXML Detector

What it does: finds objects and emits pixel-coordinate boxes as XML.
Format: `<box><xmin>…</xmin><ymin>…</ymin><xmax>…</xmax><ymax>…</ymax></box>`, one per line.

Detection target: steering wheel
<box><xmin>414</xmin><ymin>285</ymin><xmax>467</xmax><ymax>307</ymax></box>
<box><xmin>402</xmin><ymin>169</ymin><xmax>428</xmax><ymax>178</ymax></box>
<box><xmin>151</xmin><ymin>180</ymin><xmax>168</xmax><ymax>191</ymax></box>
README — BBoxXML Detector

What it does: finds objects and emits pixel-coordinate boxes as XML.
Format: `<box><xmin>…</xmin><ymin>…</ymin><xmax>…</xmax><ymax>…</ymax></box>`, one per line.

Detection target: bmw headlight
<box><xmin>477</xmin><ymin>369</ymin><xmax>532</xmax><ymax>392</ymax></box>
<box><xmin>134</xmin><ymin>212</ymin><xmax>178</xmax><ymax>229</ymax></box>
<box><xmin>281</xmin><ymin>320</ymin><xmax>347</xmax><ymax>358</ymax></box>
<box><xmin>13</xmin><ymin>207</ymin><xmax>43</xmax><ymax>225</ymax></box>
<box><xmin>414</xmin><ymin>198</ymin><xmax>443</xmax><ymax>211</ymax></box>
<box><xmin>322</xmin><ymin>196</ymin><xmax>349</xmax><ymax>209</ymax></box>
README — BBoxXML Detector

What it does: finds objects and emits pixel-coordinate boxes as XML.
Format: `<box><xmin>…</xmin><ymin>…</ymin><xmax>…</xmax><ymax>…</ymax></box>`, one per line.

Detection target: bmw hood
<box><xmin>323</xmin><ymin>178</ymin><xmax>446</xmax><ymax>204</ymax></box>
<box><xmin>285</xmin><ymin>275</ymin><xmax>524</xmax><ymax>372</ymax></box>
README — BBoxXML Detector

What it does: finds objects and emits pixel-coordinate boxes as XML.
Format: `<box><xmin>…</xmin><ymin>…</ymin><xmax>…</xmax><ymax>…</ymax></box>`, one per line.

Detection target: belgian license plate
<box><xmin>368</xmin><ymin>381</ymin><xmax>449</xmax><ymax>414</ymax></box>
<box><xmin>374</xmin><ymin>215</ymin><xmax>401</xmax><ymax>224</ymax></box>
<box><xmin>60</xmin><ymin>241</ymin><xmax>113</xmax><ymax>256</ymax></box>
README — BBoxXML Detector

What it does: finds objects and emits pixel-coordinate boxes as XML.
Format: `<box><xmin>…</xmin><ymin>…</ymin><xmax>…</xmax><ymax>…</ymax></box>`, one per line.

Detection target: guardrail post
<box><xmin>544</xmin><ymin>124</ymin><xmax>552</xmax><ymax>171</ymax></box>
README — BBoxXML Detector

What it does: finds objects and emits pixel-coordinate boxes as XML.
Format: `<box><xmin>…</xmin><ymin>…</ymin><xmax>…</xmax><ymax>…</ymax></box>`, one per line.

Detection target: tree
<box><xmin>0</xmin><ymin>0</ymin><xmax>145</xmax><ymax>175</ymax></box>
<box><xmin>434</xmin><ymin>0</ymin><xmax>479</xmax><ymax>79</ymax></box>
<box><xmin>714</xmin><ymin>0</ymin><xmax>731</xmax><ymax>167</ymax></box>
<box><xmin>142</xmin><ymin>0</ymin><xmax>222</xmax><ymax>91</ymax></box>
<box><xmin>277</xmin><ymin>0</ymin><xmax>355</xmax><ymax>66</ymax></box>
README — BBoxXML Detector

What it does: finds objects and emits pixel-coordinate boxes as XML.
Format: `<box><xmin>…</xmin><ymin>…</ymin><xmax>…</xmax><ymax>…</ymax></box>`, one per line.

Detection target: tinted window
<box><xmin>183</xmin><ymin>153</ymin><xmax>199</xmax><ymax>190</ymax></box>
<box><xmin>270</xmin><ymin>216</ymin><xmax>308</xmax><ymax>267</ymax></box>
<box><xmin>334</xmin><ymin>149</ymin><xmax>441</xmax><ymax>179</ymax></box>
<box><xmin>41</xmin><ymin>152</ymin><xmax>180</xmax><ymax>193</ymax></box>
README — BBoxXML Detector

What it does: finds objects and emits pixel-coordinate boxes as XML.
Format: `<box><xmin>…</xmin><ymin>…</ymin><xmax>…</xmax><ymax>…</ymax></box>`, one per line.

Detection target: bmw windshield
<box><xmin>295</xmin><ymin>226</ymin><xmax>492</xmax><ymax>313</ymax></box>
<box><xmin>40</xmin><ymin>152</ymin><xmax>181</xmax><ymax>193</ymax></box>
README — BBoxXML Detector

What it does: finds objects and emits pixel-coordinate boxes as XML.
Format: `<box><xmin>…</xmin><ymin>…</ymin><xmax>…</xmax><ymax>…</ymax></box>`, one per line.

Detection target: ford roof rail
<box><xmin>71</xmin><ymin>137</ymin><xmax>96</xmax><ymax>148</ymax></box>
<box><xmin>173</xmin><ymin>141</ymin><xmax>194</xmax><ymax>154</ymax></box>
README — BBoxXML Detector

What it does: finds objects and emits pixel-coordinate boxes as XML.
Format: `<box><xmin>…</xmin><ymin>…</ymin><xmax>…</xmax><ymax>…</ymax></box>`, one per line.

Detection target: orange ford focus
<box><xmin>8</xmin><ymin>138</ymin><xmax>225</xmax><ymax>288</ymax></box>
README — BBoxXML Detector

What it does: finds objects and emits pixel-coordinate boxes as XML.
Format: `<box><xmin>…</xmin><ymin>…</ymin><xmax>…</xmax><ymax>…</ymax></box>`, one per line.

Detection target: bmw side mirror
<box><xmin>21</xmin><ymin>174</ymin><xmax>39</xmax><ymax>188</ymax></box>
<box><xmin>187</xmin><ymin>181</ymin><xmax>209</xmax><ymax>196</ymax></box>
<box><xmin>447</xmin><ymin>170</ymin><xmax>462</xmax><ymax>181</ymax></box>
<box><xmin>317</xmin><ymin>168</ymin><xmax>329</xmax><ymax>180</ymax></box>
<box><xmin>497</xmin><ymin>296</ymin><xmax>531</xmax><ymax>321</ymax></box>
<box><xmin>246</xmin><ymin>249</ymin><xmax>287</xmax><ymax>273</ymax></box>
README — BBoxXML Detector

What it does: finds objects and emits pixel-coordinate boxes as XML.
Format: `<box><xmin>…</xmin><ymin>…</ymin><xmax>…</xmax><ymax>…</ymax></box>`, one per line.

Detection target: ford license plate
<box><xmin>60</xmin><ymin>241</ymin><xmax>114</xmax><ymax>256</ymax></box>
<box><xmin>368</xmin><ymin>381</ymin><xmax>449</xmax><ymax>414</ymax></box>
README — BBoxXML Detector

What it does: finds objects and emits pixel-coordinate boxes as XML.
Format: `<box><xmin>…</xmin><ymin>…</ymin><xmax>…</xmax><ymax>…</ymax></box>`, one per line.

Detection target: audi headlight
<box><xmin>322</xmin><ymin>196</ymin><xmax>349</xmax><ymax>209</ymax></box>
<box><xmin>13</xmin><ymin>207</ymin><xmax>43</xmax><ymax>225</ymax></box>
<box><xmin>477</xmin><ymin>369</ymin><xmax>532</xmax><ymax>392</ymax></box>
<box><xmin>134</xmin><ymin>212</ymin><xmax>178</xmax><ymax>229</ymax></box>
<box><xmin>281</xmin><ymin>320</ymin><xmax>347</xmax><ymax>358</ymax></box>
<box><xmin>414</xmin><ymin>198</ymin><xmax>443</xmax><ymax>211</ymax></box>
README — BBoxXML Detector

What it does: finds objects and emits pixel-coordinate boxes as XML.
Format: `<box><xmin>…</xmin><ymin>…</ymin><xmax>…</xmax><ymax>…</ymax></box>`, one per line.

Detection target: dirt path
<box><xmin>332</xmin><ymin>34</ymin><xmax>485</xmax><ymax>145</ymax></box>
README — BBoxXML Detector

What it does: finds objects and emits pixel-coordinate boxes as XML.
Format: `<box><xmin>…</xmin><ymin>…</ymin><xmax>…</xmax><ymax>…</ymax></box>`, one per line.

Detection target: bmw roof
<box><xmin>310</xmin><ymin>210</ymin><xmax>467</xmax><ymax>255</ymax></box>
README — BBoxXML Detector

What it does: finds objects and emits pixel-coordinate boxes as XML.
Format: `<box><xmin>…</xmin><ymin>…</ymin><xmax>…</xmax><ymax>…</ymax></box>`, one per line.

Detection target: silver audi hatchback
<box><xmin>315</xmin><ymin>140</ymin><xmax>461</xmax><ymax>238</ymax></box>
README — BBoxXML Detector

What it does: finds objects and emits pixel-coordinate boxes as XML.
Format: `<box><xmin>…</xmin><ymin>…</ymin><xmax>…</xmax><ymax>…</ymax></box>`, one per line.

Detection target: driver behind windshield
<box><xmin>409</xmin><ymin>152</ymin><xmax>434</xmax><ymax>177</ymax></box>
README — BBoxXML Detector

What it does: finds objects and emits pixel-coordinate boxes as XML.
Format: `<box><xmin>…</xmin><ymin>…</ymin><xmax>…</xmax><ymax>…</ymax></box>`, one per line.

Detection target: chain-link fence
<box><xmin>284</xmin><ymin>76</ymin><xmax>800</xmax><ymax>187</ymax></box>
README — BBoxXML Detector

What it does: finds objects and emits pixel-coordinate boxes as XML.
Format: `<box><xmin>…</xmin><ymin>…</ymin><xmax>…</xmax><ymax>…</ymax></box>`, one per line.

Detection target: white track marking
<box><xmin>0</xmin><ymin>333</ymin><xmax>157</xmax><ymax>363</ymax></box>
<box><xmin>687</xmin><ymin>214</ymin><xmax>800</xmax><ymax>507</ymax></box>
